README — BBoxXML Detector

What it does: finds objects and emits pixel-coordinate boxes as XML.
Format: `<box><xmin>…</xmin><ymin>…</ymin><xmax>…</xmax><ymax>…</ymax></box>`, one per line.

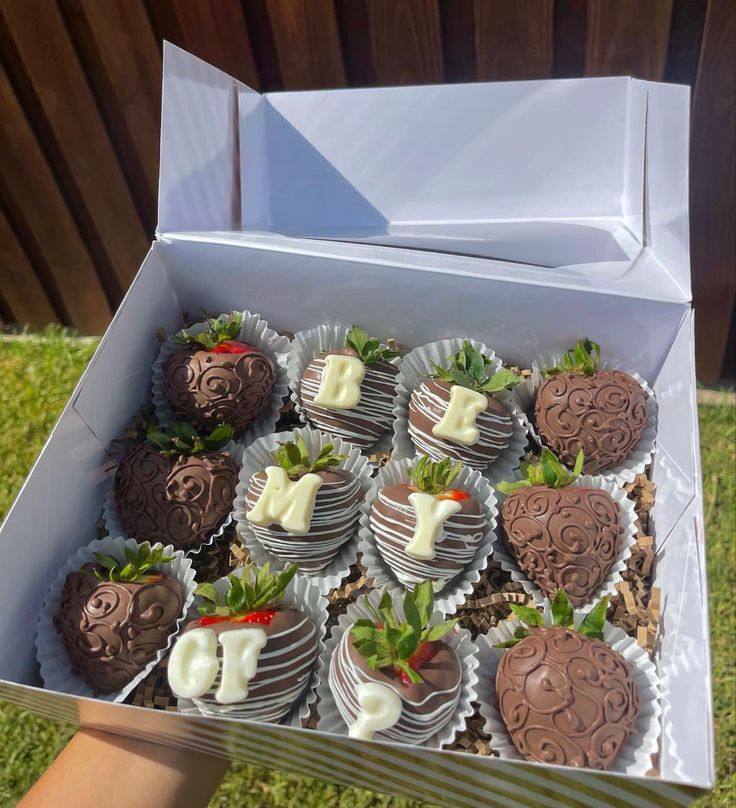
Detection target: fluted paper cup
<box><xmin>392</xmin><ymin>338</ymin><xmax>528</xmax><ymax>486</ymax></box>
<box><xmin>476</xmin><ymin>613</ymin><xmax>661</xmax><ymax>776</ymax></box>
<box><xmin>35</xmin><ymin>536</ymin><xmax>196</xmax><ymax>703</ymax></box>
<box><xmin>358</xmin><ymin>457</ymin><xmax>498</xmax><ymax>616</ymax></box>
<box><xmin>316</xmin><ymin>590</ymin><xmax>479</xmax><ymax>748</ymax></box>
<box><xmin>233</xmin><ymin>426</ymin><xmax>373</xmax><ymax>594</ymax></box>
<box><xmin>512</xmin><ymin>352</ymin><xmax>657</xmax><ymax>485</ymax></box>
<box><xmin>492</xmin><ymin>474</ymin><xmax>636</xmax><ymax>613</ymax></box>
<box><xmin>287</xmin><ymin>323</ymin><xmax>401</xmax><ymax>455</ymax></box>
<box><xmin>152</xmin><ymin>310</ymin><xmax>291</xmax><ymax>444</ymax></box>
<box><xmin>176</xmin><ymin>574</ymin><xmax>326</xmax><ymax>728</ymax></box>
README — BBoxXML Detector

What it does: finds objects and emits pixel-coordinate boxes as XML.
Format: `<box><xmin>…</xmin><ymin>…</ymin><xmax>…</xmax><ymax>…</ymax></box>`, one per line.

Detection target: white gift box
<box><xmin>0</xmin><ymin>43</ymin><xmax>711</xmax><ymax>807</ymax></box>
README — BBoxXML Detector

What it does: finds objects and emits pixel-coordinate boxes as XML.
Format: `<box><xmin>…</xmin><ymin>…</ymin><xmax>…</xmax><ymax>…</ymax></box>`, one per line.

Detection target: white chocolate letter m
<box><xmin>313</xmin><ymin>354</ymin><xmax>366</xmax><ymax>410</ymax></box>
<box><xmin>246</xmin><ymin>466</ymin><xmax>323</xmax><ymax>535</ymax></box>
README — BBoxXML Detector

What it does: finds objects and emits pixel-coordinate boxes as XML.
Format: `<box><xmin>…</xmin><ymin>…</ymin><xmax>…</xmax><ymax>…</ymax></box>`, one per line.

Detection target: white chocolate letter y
<box><xmin>405</xmin><ymin>492</ymin><xmax>462</xmax><ymax>560</ymax></box>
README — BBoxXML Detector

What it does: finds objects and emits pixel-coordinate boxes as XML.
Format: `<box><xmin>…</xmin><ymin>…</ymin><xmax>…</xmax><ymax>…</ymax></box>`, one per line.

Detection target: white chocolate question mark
<box><xmin>348</xmin><ymin>682</ymin><xmax>402</xmax><ymax>740</ymax></box>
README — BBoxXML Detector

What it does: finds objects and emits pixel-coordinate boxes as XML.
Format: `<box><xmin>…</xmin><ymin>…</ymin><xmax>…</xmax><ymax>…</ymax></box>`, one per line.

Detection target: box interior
<box><xmin>0</xmin><ymin>234</ymin><xmax>711</xmax><ymax>788</ymax></box>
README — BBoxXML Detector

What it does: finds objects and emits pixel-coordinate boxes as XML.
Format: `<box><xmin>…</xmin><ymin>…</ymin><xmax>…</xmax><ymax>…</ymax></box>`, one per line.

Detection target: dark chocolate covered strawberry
<box><xmin>494</xmin><ymin>592</ymin><xmax>639</xmax><ymax>770</ymax></box>
<box><xmin>408</xmin><ymin>342</ymin><xmax>522</xmax><ymax>471</ymax></box>
<box><xmin>534</xmin><ymin>338</ymin><xmax>649</xmax><ymax>475</ymax></box>
<box><xmin>497</xmin><ymin>449</ymin><xmax>622</xmax><ymax>607</ymax></box>
<box><xmin>168</xmin><ymin>563</ymin><xmax>318</xmax><ymax>723</ymax></box>
<box><xmin>114</xmin><ymin>421</ymin><xmax>237</xmax><ymax>552</ymax></box>
<box><xmin>244</xmin><ymin>435</ymin><xmax>362</xmax><ymax>572</ymax></box>
<box><xmin>163</xmin><ymin>313</ymin><xmax>275</xmax><ymax>435</ymax></box>
<box><xmin>54</xmin><ymin>544</ymin><xmax>184</xmax><ymax>693</ymax></box>
<box><xmin>371</xmin><ymin>457</ymin><xmax>486</xmax><ymax>589</ymax></box>
<box><xmin>300</xmin><ymin>325</ymin><xmax>402</xmax><ymax>450</ymax></box>
<box><xmin>329</xmin><ymin>582</ymin><xmax>461</xmax><ymax>745</ymax></box>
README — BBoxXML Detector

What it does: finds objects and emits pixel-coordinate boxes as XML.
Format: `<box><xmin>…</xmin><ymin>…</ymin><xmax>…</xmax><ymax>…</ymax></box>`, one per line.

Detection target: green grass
<box><xmin>0</xmin><ymin>328</ymin><xmax>733</xmax><ymax>807</ymax></box>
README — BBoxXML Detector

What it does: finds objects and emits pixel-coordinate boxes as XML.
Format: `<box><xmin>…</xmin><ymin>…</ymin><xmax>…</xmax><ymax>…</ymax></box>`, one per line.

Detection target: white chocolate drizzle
<box><xmin>432</xmin><ymin>385</ymin><xmax>487</xmax><ymax>445</ymax></box>
<box><xmin>313</xmin><ymin>354</ymin><xmax>366</xmax><ymax>409</ymax></box>
<box><xmin>348</xmin><ymin>682</ymin><xmax>402</xmax><ymax>740</ymax></box>
<box><xmin>405</xmin><ymin>492</ymin><xmax>462</xmax><ymax>561</ymax></box>
<box><xmin>246</xmin><ymin>466</ymin><xmax>323</xmax><ymax>535</ymax></box>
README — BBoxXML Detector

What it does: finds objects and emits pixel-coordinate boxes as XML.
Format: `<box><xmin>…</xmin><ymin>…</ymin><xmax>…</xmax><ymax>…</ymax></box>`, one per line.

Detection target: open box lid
<box><xmin>157</xmin><ymin>43</ymin><xmax>692</xmax><ymax>304</ymax></box>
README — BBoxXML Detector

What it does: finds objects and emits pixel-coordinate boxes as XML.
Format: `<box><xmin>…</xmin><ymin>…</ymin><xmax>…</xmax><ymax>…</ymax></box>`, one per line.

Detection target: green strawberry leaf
<box><xmin>510</xmin><ymin>604</ymin><xmax>544</xmax><ymax>626</ymax></box>
<box><xmin>578</xmin><ymin>596</ymin><xmax>609</xmax><ymax>640</ymax></box>
<box><xmin>550</xmin><ymin>589</ymin><xmax>574</xmax><ymax>628</ymax></box>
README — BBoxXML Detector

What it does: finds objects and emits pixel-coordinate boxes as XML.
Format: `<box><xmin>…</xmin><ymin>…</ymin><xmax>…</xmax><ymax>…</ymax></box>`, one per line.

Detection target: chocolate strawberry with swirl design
<box><xmin>114</xmin><ymin>421</ymin><xmax>237</xmax><ymax>551</ymax></box>
<box><xmin>494</xmin><ymin>592</ymin><xmax>639</xmax><ymax>770</ymax></box>
<box><xmin>408</xmin><ymin>341</ymin><xmax>523</xmax><ymax>470</ymax></box>
<box><xmin>300</xmin><ymin>325</ymin><xmax>402</xmax><ymax>450</ymax></box>
<box><xmin>534</xmin><ymin>338</ymin><xmax>649</xmax><ymax>475</ymax></box>
<box><xmin>163</xmin><ymin>313</ymin><xmax>275</xmax><ymax>435</ymax></box>
<box><xmin>497</xmin><ymin>449</ymin><xmax>622</xmax><ymax>608</ymax></box>
<box><xmin>54</xmin><ymin>544</ymin><xmax>184</xmax><ymax>693</ymax></box>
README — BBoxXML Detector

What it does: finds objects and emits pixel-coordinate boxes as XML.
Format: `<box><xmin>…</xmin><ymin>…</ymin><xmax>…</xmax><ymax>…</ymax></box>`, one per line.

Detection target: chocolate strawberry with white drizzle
<box><xmin>497</xmin><ymin>448</ymin><xmax>623</xmax><ymax>607</ymax></box>
<box><xmin>329</xmin><ymin>582</ymin><xmax>461</xmax><ymax>744</ymax></box>
<box><xmin>168</xmin><ymin>562</ymin><xmax>318</xmax><ymax>723</ymax></box>
<box><xmin>534</xmin><ymin>338</ymin><xmax>650</xmax><ymax>475</ymax></box>
<box><xmin>114</xmin><ymin>421</ymin><xmax>237</xmax><ymax>552</ymax></box>
<box><xmin>163</xmin><ymin>312</ymin><xmax>275</xmax><ymax>435</ymax></box>
<box><xmin>300</xmin><ymin>325</ymin><xmax>403</xmax><ymax>450</ymax></box>
<box><xmin>371</xmin><ymin>457</ymin><xmax>487</xmax><ymax>589</ymax></box>
<box><xmin>408</xmin><ymin>341</ymin><xmax>522</xmax><ymax>470</ymax></box>
<box><xmin>244</xmin><ymin>434</ymin><xmax>363</xmax><ymax>573</ymax></box>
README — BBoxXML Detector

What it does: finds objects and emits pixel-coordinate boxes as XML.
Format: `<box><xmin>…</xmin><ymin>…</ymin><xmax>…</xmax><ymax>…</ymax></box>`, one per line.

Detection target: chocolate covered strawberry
<box><xmin>494</xmin><ymin>592</ymin><xmax>639</xmax><ymax>770</ymax></box>
<box><xmin>534</xmin><ymin>338</ymin><xmax>649</xmax><ymax>475</ymax></box>
<box><xmin>163</xmin><ymin>313</ymin><xmax>275</xmax><ymax>435</ymax></box>
<box><xmin>497</xmin><ymin>449</ymin><xmax>622</xmax><ymax>607</ymax></box>
<box><xmin>244</xmin><ymin>435</ymin><xmax>362</xmax><ymax>572</ymax></box>
<box><xmin>300</xmin><ymin>325</ymin><xmax>402</xmax><ymax>450</ymax></box>
<box><xmin>168</xmin><ymin>563</ymin><xmax>318</xmax><ymax>723</ymax></box>
<box><xmin>114</xmin><ymin>421</ymin><xmax>237</xmax><ymax>552</ymax></box>
<box><xmin>54</xmin><ymin>544</ymin><xmax>184</xmax><ymax>693</ymax></box>
<box><xmin>371</xmin><ymin>457</ymin><xmax>486</xmax><ymax>589</ymax></box>
<box><xmin>329</xmin><ymin>582</ymin><xmax>461</xmax><ymax>745</ymax></box>
<box><xmin>408</xmin><ymin>342</ymin><xmax>522</xmax><ymax>470</ymax></box>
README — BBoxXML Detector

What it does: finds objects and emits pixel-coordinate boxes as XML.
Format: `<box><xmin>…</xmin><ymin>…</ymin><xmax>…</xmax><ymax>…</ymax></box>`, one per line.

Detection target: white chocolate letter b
<box><xmin>432</xmin><ymin>385</ymin><xmax>487</xmax><ymax>446</ymax></box>
<box><xmin>246</xmin><ymin>466</ymin><xmax>323</xmax><ymax>535</ymax></box>
<box><xmin>167</xmin><ymin>628</ymin><xmax>219</xmax><ymax>699</ymax></box>
<box><xmin>348</xmin><ymin>682</ymin><xmax>402</xmax><ymax>740</ymax></box>
<box><xmin>313</xmin><ymin>354</ymin><xmax>365</xmax><ymax>410</ymax></box>
<box><xmin>405</xmin><ymin>492</ymin><xmax>462</xmax><ymax>560</ymax></box>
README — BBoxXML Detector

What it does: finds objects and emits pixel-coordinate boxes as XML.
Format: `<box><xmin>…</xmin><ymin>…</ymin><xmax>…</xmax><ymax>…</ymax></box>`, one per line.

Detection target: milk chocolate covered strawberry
<box><xmin>534</xmin><ymin>338</ymin><xmax>649</xmax><ymax>475</ymax></box>
<box><xmin>408</xmin><ymin>342</ymin><xmax>522</xmax><ymax>471</ymax></box>
<box><xmin>494</xmin><ymin>592</ymin><xmax>639</xmax><ymax>770</ymax></box>
<box><xmin>163</xmin><ymin>313</ymin><xmax>275</xmax><ymax>434</ymax></box>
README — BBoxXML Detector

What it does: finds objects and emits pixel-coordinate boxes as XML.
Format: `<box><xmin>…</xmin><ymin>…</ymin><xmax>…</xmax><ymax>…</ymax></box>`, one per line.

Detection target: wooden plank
<box><xmin>0</xmin><ymin>206</ymin><xmax>58</xmax><ymax>329</ymax></box>
<box><xmin>664</xmin><ymin>0</ymin><xmax>708</xmax><ymax>84</ymax></box>
<box><xmin>61</xmin><ymin>0</ymin><xmax>162</xmax><ymax>232</ymax></box>
<box><xmin>474</xmin><ymin>0</ymin><xmax>554</xmax><ymax>81</ymax></box>
<box><xmin>363</xmin><ymin>0</ymin><xmax>444</xmax><ymax>85</ymax></box>
<box><xmin>145</xmin><ymin>0</ymin><xmax>260</xmax><ymax>89</ymax></box>
<box><xmin>335</xmin><ymin>0</ymin><xmax>376</xmax><ymax>85</ymax></box>
<box><xmin>0</xmin><ymin>66</ymin><xmax>111</xmax><ymax>333</ymax></box>
<box><xmin>586</xmin><ymin>0</ymin><xmax>673</xmax><ymax>80</ymax></box>
<box><xmin>265</xmin><ymin>0</ymin><xmax>346</xmax><ymax>89</ymax></box>
<box><xmin>553</xmin><ymin>0</ymin><xmax>588</xmax><ymax>77</ymax></box>
<box><xmin>438</xmin><ymin>0</ymin><xmax>476</xmax><ymax>82</ymax></box>
<box><xmin>690</xmin><ymin>0</ymin><xmax>735</xmax><ymax>382</ymax></box>
<box><xmin>0</xmin><ymin>0</ymin><xmax>148</xmax><ymax>303</ymax></box>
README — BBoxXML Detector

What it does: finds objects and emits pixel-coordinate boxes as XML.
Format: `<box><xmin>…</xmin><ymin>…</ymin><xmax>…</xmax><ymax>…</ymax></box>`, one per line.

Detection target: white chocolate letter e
<box><xmin>405</xmin><ymin>492</ymin><xmax>462</xmax><ymax>560</ymax></box>
<box><xmin>313</xmin><ymin>354</ymin><xmax>365</xmax><ymax>409</ymax></box>
<box><xmin>432</xmin><ymin>385</ymin><xmax>487</xmax><ymax>446</ymax></box>
<box><xmin>246</xmin><ymin>466</ymin><xmax>323</xmax><ymax>535</ymax></box>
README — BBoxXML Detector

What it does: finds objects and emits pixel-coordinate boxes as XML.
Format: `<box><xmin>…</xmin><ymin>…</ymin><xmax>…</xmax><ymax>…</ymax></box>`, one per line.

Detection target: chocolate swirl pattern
<box><xmin>534</xmin><ymin>369</ymin><xmax>649</xmax><ymax>475</ymax></box>
<box><xmin>300</xmin><ymin>355</ymin><xmax>399</xmax><ymax>449</ymax></box>
<box><xmin>496</xmin><ymin>625</ymin><xmax>639</xmax><ymax>770</ymax></box>
<box><xmin>182</xmin><ymin>607</ymin><xmax>318</xmax><ymax>722</ymax></box>
<box><xmin>115</xmin><ymin>444</ymin><xmax>237</xmax><ymax>551</ymax></box>
<box><xmin>371</xmin><ymin>484</ymin><xmax>486</xmax><ymax>588</ymax></box>
<box><xmin>500</xmin><ymin>486</ymin><xmax>622</xmax><ymax>607</ymax></box>
<box><xmin>54</xmin><ymin>569</ymin><xmax>184</xmax><ymax>693</ymax></box>
<box><xmin>408</xmin><ymin>379</ymin><xmax>513</xmax><ymax>470</ymax></box>
<box><xmin>163</xmin><ymin>348</ymin><xmax>275</xmax><ymax>434</ymax></box>
<box><xmin>244</xmin><ymin>469</ymin><xmax>363</xmax><ymax>573</ymax></box>
<box><xmin>329</xmin><ymin>630</ymin><xmax>461</xmax><ymax>745</ymax></box>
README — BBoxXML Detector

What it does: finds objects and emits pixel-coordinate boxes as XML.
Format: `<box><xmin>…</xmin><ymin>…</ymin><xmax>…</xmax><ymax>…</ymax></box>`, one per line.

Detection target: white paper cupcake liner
<box><xmin>287</xmin><ymin>323</ymin><xmax>401</xmax><ymax>456</ymax></box>
<box><xmin>233</xmin><ymin>426</ymin><xmax>374</xmax><ymax>594</ymax></box>
<box><xmin>35</xmin><ymin>535</ymin><xmax>197</xmax><ymax>703</ymax></box>
<box><xmin>512</xmin><ymin>352</ymin><xmax>658</xmax><ymax>485</ymax></box>
<box><xmin>176</xmin><ymin>573</ymin><xmax>326</xmax><ymax>728</ymax></box>
<box><xmin>476</xmin><ymin>613</ymin><xmax>662</xmax><ymax>776</ymax></box>
<box><xmin>316</xmin><ymin>590</ymin><xmax>479</xmax><ymax>748</ymax></box>
<box><xmin>492</xmin><ymin>474</ymin><xmax>636</xmax><ymax>613</ymax></box>
<box><xmin>392</xmin><ymin>338</ymin><xmax>529</xmax><ymax>486</ymax></box>
<box><xmin>358</xmin><ymin>457</ymin><xmax>498</xmax><ymax>616</ymax></box>
<box><xmin>151</xmin><ymin>310</ymin><xmax>291</xmax><ymax>445</ymax></box>
<box><xmin>101</xmin><ymin>441</ymin><xmax>244</xmax><ymax>557</ymax></box>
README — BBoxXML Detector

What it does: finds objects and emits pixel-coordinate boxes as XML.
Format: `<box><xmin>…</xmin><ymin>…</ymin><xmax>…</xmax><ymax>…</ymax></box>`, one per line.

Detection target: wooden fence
<box><xmin>0</xmin><ymin>0</ymin><xmax>733</xmax><ymax>382</ymax></box>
